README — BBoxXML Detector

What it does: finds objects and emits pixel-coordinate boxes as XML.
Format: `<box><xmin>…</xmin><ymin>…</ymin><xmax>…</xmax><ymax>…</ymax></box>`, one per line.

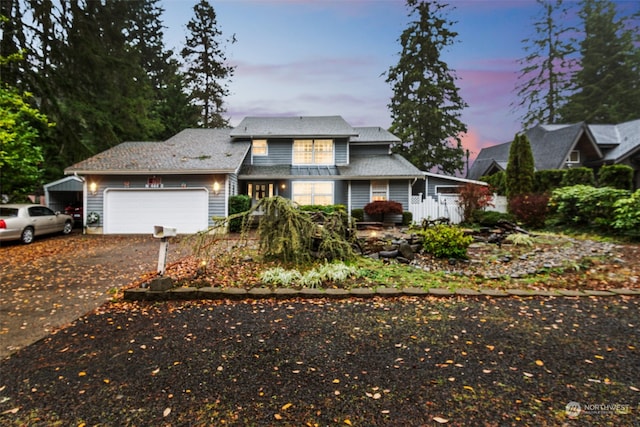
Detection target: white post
<box><xmin>157</xmin><ymin>238</ymin><xmax>169</xmax><ymax>276</ymax></box>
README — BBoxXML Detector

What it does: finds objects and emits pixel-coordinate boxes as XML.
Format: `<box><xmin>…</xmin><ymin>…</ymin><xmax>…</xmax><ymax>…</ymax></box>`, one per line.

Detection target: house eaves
<box><xmin>423</xmin><ymin>172</ymin><xmax>489</xmax><ymax>186</ymax></box>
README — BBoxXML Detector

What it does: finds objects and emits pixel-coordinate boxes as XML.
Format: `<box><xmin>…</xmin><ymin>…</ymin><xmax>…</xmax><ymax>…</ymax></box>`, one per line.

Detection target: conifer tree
<box><xmin>506</xmin><ymin>133</ymin><xmax>535</xmax><ymax>199</ymax></box>
<box><xmin>181</xmin><ymin>0</ymin><xmax>235</xmax><ymax>128</ymax></box>
<box><xmin>559</xmin><ymin>0</ymin><xmax>640</xmax><ymax>123</ymax></box>
<box><xmin>514</xmin><ymin>0</ymin><xmax>575</xmax><ymax>128</ymax></box>
<box><xmin>386</xmin><ymin>0</ymin><xmax>468</xmax><ymax>175</ymax></box>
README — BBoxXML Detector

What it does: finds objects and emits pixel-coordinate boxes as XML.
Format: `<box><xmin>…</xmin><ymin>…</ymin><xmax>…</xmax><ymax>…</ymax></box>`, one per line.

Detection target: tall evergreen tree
<box><xmin>559</xmin><ymin>0</ymin><xmax>640</xmax><ymax>123</ymax></box>
<box><xmin>125</xmin><ymin>0</ymin><xmax>198</xmax><ymax>137</ymax></box>
<box><xmin>514</xmin><ymin>0</ymin><xmax>575</xmax><ymax>128</ymax></box>
<box><xmin>506</xmin><ymin>133</ymin><xmax>535</xmax><ymax>199</ymax></box>
<box><xmin>181</xmin><ymin>0</ymin><xmax>235</xmax><ymax>128</ymax></box>
<box><xmin>386</xmin><ymin>0</ymin><xmax>468</xmax><ymax>175</ymax></box>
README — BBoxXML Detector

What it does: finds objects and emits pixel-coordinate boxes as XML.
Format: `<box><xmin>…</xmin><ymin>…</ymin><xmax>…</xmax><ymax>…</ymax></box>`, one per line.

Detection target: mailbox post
<box><xmin>153</xmin><ymin>225</ymin><xmax>176</xmax><ymax>276</ymax></box>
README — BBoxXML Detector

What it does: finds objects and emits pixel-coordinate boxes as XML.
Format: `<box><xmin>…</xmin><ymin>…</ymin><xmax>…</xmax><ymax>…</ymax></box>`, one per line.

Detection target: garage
<box><xmin>104</xmin><ymin>188</ymin><xmax>209</xmax><ymax>234</ymax></box>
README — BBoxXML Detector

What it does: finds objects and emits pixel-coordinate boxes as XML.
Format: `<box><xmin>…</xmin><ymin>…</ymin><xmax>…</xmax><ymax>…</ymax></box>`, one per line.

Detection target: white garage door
<box><xmin>104</xmin><ymin>188</ymin><xmax>209</xmax><ymax>234</ymax></box>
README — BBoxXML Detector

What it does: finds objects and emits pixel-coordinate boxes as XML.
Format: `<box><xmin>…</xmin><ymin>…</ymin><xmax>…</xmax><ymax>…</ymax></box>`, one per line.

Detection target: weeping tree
<box><xmin>191</xmin><ymin>196</ymin><xmax>356</xmax><ymax>264</ymax></box>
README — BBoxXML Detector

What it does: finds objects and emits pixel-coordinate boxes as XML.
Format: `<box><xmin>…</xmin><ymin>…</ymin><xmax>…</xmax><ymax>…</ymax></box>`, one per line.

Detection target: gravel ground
<box><xmin>0</xmin><ymin>296</ymin><xmax>638</xmax><ymax>426</ymax></box>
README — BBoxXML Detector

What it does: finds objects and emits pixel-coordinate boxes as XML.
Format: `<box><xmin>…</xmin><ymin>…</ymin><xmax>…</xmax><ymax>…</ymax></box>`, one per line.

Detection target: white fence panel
<box><xmin>409</xmin><ymin>193</ymin><xmax>507</xmax><ymax>225</ymax></box>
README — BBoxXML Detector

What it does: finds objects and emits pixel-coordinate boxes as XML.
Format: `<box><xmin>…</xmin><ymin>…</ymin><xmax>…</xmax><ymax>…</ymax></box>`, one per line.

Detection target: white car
<box><xmin>0</xmin><ymin>204</ymin><xmax>74</xmax><ymax>244</ymax></box>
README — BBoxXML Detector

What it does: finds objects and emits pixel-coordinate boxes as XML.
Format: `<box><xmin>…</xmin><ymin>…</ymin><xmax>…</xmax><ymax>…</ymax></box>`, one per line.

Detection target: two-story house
<box><xmin>64</xmin><ymin>116</ymin><xmax>424</xmax><ymax>234</ymax></box>
<box><xmin>467</xmin><ymin>119</ymin><xmax>640</xmax><ymax>189</ymax></box>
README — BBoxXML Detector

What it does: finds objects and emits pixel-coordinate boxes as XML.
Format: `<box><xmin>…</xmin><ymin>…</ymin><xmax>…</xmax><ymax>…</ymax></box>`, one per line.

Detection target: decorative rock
<box><xmin>149</xmin><ymin>276</ymin><xmax>173</xmax><ymax>291</ymax></box>
<box><xmin>506</xmin><ymin>289</ymin><xmax>535</xmax><ymax>296</ymax></box>
<box><xmin>350</xmin><ymin>288</ymin><xmax>376</xmax><ymax>297</ymax></box>
<box><xmin>583</xmin><ymin>290</ymin><xmax>616</xmax><ymax>296</ymax></box>
<box><xmin>222</xmin><ymin>288</ymin><xmax>247</xmax><ymax>297</ymax></box>
<box><xmin>274</xmin><ymin>288</ymin><xmax>299</xmax><ymax>297</ymax></box>
<box><xmin>398</xmin><ymin>242</ymin><xmax>415</xmax><ymax>260</ymax></box>
<box><xmin>429</xmin><ymin>288</ymin><xmax>454</xmax><ymax>296</ymax></box>
<box><xmin>402</xmin><ymin>287</ymin><xmax>429</xmax><ymax>296</ymax></box>
<box><xmin>480</xmin><ymin>289</ymin><xmax>508</xmax><ymax>297</ymax></box>
<box><xmin>456</xmin><ymin>288</ymin><xmax>481</xmax><ymax>296</ymax></box>
<box><xmin>198</xmin><ymin>287</ymin><xmax>223</xmax><ymax>298</ymax></box>
<box><xmin>248</xmin><ymin>287</ymin><xmax>272</xmax><ymax>297</ymax></box>
<box><xmin>300</xmin><ymin>288</ymin><xmax>325</xmax><ymax>296</ymax></box>
<box><xmin>376</xmin><ymin>287</ymin><xmax>401</xmax><ymax>296</ymax></box>
<box><xmin>124</xmin><ymin>288</ymin><xmax>149</xmax><ymax>301</ymax></box>
<box><xmin>325</xmin><ymin>288</ymin><xmax>350</xmax><ymax>297</ymax></box>
<box><xmin>379</xmin><ymin>250</ymin><xmax>399</xmax><ymax>258</ymax></box>
<box><xmin>557</xmin><ymin>289</ymin><xmax>586</xmax><ymax>297</ymax></box>
<box><xmin>608</xmin><ymin>288</ymin><xmax>640</xmax><ymax>295</ymax></box>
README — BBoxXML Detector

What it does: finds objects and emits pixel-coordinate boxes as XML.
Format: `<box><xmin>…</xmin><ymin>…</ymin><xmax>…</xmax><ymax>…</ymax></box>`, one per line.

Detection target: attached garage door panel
<box><xmin>105</xmin><ymin>189</ymin><xmax>208</xmax><ymax>234</ymax></box>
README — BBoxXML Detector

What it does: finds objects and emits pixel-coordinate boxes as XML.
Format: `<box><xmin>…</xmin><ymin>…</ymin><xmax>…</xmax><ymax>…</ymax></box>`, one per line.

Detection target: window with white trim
<box><xmin>371</xmin><ymin>180</ymin><xmax>388</xmax><ymax>201</ymax></box>
<box><xmin>293</xmin><ymin>139</ymin><xmax>333</xmax><ymax>165</ymax></box>
<box><xmin>566</xmin><ymin>150</ymin><xmax>580</xmax><ymax>164</ymax></box>
<box><xmin>252</xmin><ymin>139</ymin><xmax>267</xmax><ymax>156</ymax></box>
<box><xmin>292</xmin><ymin>182</ymin><xmax>333</xmax><ymax>205</ymax></box>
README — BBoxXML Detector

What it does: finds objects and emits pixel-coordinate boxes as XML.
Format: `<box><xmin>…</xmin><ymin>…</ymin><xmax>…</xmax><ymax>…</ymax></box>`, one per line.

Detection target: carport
<box><xmin>44</xmin><ymin>176</ymin><xmax>83</xmax><ymax>212</ymax></box>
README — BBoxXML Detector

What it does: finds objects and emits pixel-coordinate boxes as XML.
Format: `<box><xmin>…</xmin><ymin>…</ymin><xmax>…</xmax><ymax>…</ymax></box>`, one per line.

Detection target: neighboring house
<box><xmin>64</xmin><ymin>116</ymin><xmax>424</xmax><ymax>234</ymax></box>
<box><xmin>467</xmin><ymin>119</ymin><xmax>640</xmax><ymax>189</ymax></box>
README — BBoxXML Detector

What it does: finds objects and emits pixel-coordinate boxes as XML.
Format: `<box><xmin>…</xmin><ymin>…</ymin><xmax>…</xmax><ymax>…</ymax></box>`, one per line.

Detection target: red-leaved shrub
<box><xmin>364</xmin><ymin>200</ymin><xmax>403</xmax><ymax>223</ymax></box>
<box><xmin>508</xmin><ymin>193</ymin><xmax>550</xmax><ymax>229</ymax></box>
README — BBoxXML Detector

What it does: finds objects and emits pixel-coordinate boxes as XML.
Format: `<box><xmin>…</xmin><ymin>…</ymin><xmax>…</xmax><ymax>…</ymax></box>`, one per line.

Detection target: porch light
<box><xmin>89</xmin><ymin>182</ymin><xmax>98</xmax><ymax>196</ymax></box>
<box><xmin>213</xmin><ymin>181</ymin><xmax>221</xmax><ymax>195</ymax></box>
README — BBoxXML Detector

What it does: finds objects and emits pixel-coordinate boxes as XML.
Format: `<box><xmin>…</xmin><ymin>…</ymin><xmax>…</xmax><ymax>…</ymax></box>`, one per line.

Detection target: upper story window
<box><xmin>293</xmin><ymin>139</ymin><xmax>333</xmax><ymax>165</ymax></box>
<box><xmin>371</xmin><ymin>180</ymin><xmax>388</xmax><ymax>201</ymax></box>
<box><xmin>252</xmin><ymin>139</ymin><xmax>268</xmax><ymax>156</ymax></box>
<box><xmin>566</xmin><ymin>150</ymin><xmax>580</xmax><ymax>164</ymax></box>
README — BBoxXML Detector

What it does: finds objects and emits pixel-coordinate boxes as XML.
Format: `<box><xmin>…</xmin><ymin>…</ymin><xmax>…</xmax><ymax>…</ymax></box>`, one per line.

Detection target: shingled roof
<box><xmin>230</xmin><ymin>116</ymin><xmax>358</xmax><ymax>138</ymax></box>
<box><xmin>65</xmin><ymin>129</ymin><xmax>250</xmax><ymax>175</ymax></box>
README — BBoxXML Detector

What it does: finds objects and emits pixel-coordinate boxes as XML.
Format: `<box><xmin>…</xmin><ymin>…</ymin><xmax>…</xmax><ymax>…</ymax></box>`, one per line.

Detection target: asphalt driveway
<box><xmin>0</xmin><ymin>232</ymin><xmax>191</xmax><ymax>358</ymax></box>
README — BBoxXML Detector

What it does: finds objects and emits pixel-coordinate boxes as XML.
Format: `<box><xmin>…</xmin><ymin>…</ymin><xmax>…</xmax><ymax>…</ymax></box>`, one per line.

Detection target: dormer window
<box><xmin>252</xmin><ymin>139</ymin><xmax>267</xmax><ymax>156</ymax></box>
<box><xmin>293</xmin><ymin>139</ymin><xmax>333</xmax><ymax>165</ymax></box>
<box><xmin>566</xmin><ymin>150</ymin><xmax>580</xmax><ymax>164</ymax></box>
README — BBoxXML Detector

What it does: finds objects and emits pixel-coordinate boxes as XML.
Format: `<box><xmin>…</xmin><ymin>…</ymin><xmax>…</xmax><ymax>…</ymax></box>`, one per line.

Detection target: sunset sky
<box><xmin>161</xmin><ymin>0</ymin><xmax>639</xmax><ymax>168</ymax></box>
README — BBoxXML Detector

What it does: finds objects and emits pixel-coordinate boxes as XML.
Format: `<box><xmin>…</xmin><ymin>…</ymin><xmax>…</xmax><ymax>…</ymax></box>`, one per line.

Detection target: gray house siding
<box><xmin>389</xmin><ymin>181</ymin><xmax>409</xmax><ymax>208</ymax></box>
<box><xmin>334</xmin><ymin>138</ymin><xmax>349</xmax><ymax>165</ymax></box>
<box><xmin>350</xmin><ymin>181</ymin><xmax>370</xmax><ymax>211</ymax></box>
<box><xmin>252</xmin><ymin>139</ymin><xmax>291</xmax><ymax>165</ymax></box>
<box><xmin>251</xmin><ymin>138</ymin><xmax>349</xmax><ymax>166</ymax></box>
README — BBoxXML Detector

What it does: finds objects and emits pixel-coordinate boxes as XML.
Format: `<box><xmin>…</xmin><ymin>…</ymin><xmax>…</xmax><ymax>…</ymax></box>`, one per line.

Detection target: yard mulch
<box><xmin>1</xmin><ymin>296</ymin><xmax>638</xmax><ymax>426</ymax></box>
<box><xmin>1</xmin><ymin>233</ymin><xmax>639</xmax><ymax>426</ymax></box>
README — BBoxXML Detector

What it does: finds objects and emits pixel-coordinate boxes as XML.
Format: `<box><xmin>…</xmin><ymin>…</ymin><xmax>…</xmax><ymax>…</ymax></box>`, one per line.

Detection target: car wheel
<box><xmin>21</xmin><ymin>227</ymin><xmax>34</xmax><ymax>244</ymax></box>
<box><xmin>62</xmin><ymin>221</ymin><xmax>73</xmax><ymax>235</ymax></box>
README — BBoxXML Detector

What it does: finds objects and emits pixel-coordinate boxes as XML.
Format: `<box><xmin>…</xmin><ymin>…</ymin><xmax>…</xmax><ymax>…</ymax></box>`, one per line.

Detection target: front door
<box><xmin>248</xmin><ymin>182</ymin><xmax>273</xmax><ymax>206</ymax></box>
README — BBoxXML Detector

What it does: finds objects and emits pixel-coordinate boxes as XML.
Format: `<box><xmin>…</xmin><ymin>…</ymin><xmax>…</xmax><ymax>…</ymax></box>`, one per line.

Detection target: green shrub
<box><xmin>612</xmin><ymin>189</ymin><xmax>640</xmax><ymax>236</ymax></box>
<box><xmin>470</xmin><ymin>210</ymin><xmax>514</xmax><ymax>227</ymax></box>
<box><xmin>534</xmin><ymin>169</ymin><xmax>565</xmax><ymax>194</ymax></box>
<box><xmin>598</xmin><ymin>164</ymin><xmax>633</xmax><ymax>190</ymax></box>
<box><xmin>549</xmin><ymin>185</ymin><xmax>630</xmax><ymax>229</ymax></box>
<box><xmin>228</xmin><ymin>195</ymin><xmax>251</xmax><ymax>232</ymax></box>
<box><xmin>351</xmin><ymin>208</ymin><xmax>364</xmax><ymax>222</ymax></box>
<box><xmin>507</xmin><ymin>193</ymin><xmax>550</xmax><ymax>229</ymax></box>
<box><xmin>298</xmin><ymin>204</ymin><xmax>346</xmax><ymax>214</ymax></box>
<box><xmin>418</xmin><ymin>224</ymin><xmax>473</xmax><ymax>259</ymax></box>
<box><xmin>561</xmin><ymin>167</ymin><xmax>595</xmax><ymax>187</ymax></box>
<box><xmin>402</xmin><ymin>211</ymin><xmax>413</xmax><ymax>226</ymax></box>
